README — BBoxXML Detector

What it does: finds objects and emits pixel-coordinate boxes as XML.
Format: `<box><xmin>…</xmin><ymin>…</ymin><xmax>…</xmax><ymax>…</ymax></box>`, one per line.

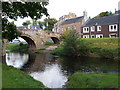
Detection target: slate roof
<box><xmin>82</xmin><ymin>15</ymin><xmax>120</xmax><ymax>27</ymax></box>
<box><xmin>61</xmin><ymin>16</ymin><xmax>84</xmax><ymax>25</ymax></box>
<box><xmin>115</xmin><ymin>10</ymin><xmax>120</xmax><ymax>14</ymax></box>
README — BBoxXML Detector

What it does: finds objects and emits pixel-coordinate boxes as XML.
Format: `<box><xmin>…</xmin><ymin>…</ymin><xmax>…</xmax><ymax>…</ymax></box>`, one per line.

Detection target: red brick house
<box><xmin>81</xmin><ymin>14</ymin><xmax>120</xmax><ymax>38</ymax></box>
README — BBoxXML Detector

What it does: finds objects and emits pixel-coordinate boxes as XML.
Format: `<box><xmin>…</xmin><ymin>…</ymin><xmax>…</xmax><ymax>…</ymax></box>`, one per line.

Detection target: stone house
<box><xmin>53</xmin><ymin>11</ymin><xmax>88</xmax><ymax>36</ymax></box>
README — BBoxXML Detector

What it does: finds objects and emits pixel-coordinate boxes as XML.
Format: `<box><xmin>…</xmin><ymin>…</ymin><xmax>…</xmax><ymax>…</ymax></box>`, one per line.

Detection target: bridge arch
<box><xmin>50</xmin><ymin>37</ymin><xmax>60</xmax><ymax>44</ymax></box>
<box><xmin>20</xmin><ymin>36</ymin><xmax>36</xmax><ymax>50</ymax></box>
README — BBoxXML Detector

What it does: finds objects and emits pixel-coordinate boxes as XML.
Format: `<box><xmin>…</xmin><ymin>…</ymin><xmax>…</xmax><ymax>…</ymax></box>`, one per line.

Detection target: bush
<box><xmin>59</xmin><ymin>29</ymin><xmax>90</xmax><ymax>57</ymax></box>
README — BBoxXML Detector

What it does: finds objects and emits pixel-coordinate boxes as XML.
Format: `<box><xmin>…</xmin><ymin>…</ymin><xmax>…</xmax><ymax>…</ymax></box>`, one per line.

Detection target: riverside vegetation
<box><xmin>51</xmin><ymin>29</ymin><xmax>120</xmax><ymax>61</ymax></box>
<box><xmin>6</xmin><ymin>42</ymin><xmax>28</xmax><ymax>53</ymax></box>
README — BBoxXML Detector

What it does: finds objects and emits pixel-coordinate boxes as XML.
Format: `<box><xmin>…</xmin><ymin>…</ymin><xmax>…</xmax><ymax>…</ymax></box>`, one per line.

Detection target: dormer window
<box><xmin>97</xmin><ymin>26</ymin><xmax>101</xmax><ymax>31</ymax></box>
<box><xmin>83</xmin><ymin>27</ymin><xmax>89</xmax><ymax>33</ymax></box>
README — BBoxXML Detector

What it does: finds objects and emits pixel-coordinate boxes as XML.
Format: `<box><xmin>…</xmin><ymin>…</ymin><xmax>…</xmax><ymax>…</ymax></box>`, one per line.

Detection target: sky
<box><xmin>14</xmin><ymin>0</ymin><xmax>120</xmax><ymax>26</ymax></box>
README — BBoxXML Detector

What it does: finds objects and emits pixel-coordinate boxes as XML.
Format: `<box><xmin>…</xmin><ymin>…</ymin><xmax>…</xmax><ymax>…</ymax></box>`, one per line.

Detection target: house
<box><xmin>81</xmin><ymin>14</ymin><xmax>120</xmax><ymax>38</ymax></box>
<box><xmin>53</xmin><ymin>11</ymin><xmax>88</xmax><ymax>36</ymax></box>
<box><xmin>53</xmin><ymin>12</ymin><xmax>77</xmax><ymax>33</ymax></box>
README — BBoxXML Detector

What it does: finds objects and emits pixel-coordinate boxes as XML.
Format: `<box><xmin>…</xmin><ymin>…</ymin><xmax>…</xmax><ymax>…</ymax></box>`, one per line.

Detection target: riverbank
<box><xmin>2</xmin><ymin>64</ymin><xmax>47</xmax><ymax>88</ymax></box>
<box><xmin>66</xmin><ymin>72</ymin><xmax>118</xmax><ymax>88</ymax></box>
<box><xmin>6</xmin><ymin>42</ymin><xmax>28</xmax><ymax>53</ymax></box>
<box><xmin>52</xmin><ymin>37</ymin><xmax>120</xmax><ymax>61</ymax></box>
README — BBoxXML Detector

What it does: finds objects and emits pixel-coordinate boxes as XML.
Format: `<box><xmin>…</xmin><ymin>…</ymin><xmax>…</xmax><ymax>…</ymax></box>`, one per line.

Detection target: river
<box><xmin>6</xmin><ymin>52</ymin><xmax>119</xmax><ymax>88</ymax></box>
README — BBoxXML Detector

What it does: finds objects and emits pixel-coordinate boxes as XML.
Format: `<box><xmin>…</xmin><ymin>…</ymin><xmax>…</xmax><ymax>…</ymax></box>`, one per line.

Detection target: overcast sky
<box><xmin>14</xmin><ymin>0</ymin><xmax>120</xmax><ymax>26</ymax></box>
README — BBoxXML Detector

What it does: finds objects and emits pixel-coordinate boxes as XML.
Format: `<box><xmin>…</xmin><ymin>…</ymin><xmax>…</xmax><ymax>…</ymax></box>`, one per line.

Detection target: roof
<box><xmin>82</xmin><ymin>15</ymin><xmax>120</xmax><ymax>27</ymax></box>
<box><xmin>115</xmin><ymin>10</ymin><xmax>120</xmax><ymax>14</ymax></box>
<box><xmin>61</xmin><ymin>16</ymin><xmax>84</xmax><ymax>25</ymax></box>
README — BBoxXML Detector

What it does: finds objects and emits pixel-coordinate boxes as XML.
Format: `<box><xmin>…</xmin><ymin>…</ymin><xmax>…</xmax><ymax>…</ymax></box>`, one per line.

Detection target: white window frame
<box><xmin>83</xmin><ymin>27</ymin><xmax>89</xmax><ymax>33</ymax></box>
<box><xmin>97</xmin><ymin>26</ymin><xmax>101</xmax><ymax>31</ymax></box>
<box><xmin>109</xmin><ymin>24</ymin><xmax>117</xmax><ymax>32</ymax></box>
<box><xmin>83</xmin><ymin>35</ymin><xmax>89</xmax><ymax>38</ymax></box>
<box><xmin>91</xmin><ymin>26</ymin><xmax>95</xmax><ymax>32</ymax></box>
<box><xmin>91</xmin><ymin>35</ymin><xmax>95</xmax><ymax>38</ymax></box>
<box><xmin>96</xmin><ymin>34</ymin><xmax>103</xmax><ymax>38</ymax></box>
<box><xmin>109</xmin><ymin>33</ymin><xmax>117</xmax><ymax>37</ymax></box>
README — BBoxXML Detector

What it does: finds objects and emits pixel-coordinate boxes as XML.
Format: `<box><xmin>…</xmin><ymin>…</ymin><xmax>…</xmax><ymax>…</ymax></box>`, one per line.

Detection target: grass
<box><xmin>6</xmin><ymin>42</ymin><xmax>28</xmax><ymax>53</ymax></box>
<box><xmin>52</xmin><ymin>37</ymin><xmax>120</xmax><ymax>61</ymax></box>
<box><xmin>66</xmin><ymin>72</ymin><xmax>119</xmax><ymax>88</ymax></box>
<box><xmin>34</xmin><ymin>48</ymin><xmax>46</xmax><ymax>53</ymax></box>
<box><xmin>2</xmin><ymin>64</ymin><xmax>48</xmax><ymax>88</ymax></box>
<box><xmin>82</xmin><ymin>37</ymin><xmax>119</xmax><ymax>49</ymax></box>
<box><xmin>44</xmin><ymin>42</ymin><xmax>54</xmax><ymax>46</ymax></box>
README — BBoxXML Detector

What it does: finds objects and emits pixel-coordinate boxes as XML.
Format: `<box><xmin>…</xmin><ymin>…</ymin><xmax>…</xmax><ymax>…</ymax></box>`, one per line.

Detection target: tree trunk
<box><xmin>1</xmin><ymin>39</ymin><xmax>8</xmax><ymax>64</ymax></box>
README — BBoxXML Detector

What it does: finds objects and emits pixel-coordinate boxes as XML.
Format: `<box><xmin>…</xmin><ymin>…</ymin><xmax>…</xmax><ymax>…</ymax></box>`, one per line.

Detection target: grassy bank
<box><xmin>66</xmin><ymin>72</ymin><xmax>118</xmax><ymax>88</ymax></box>
<box><xmin>6</xmin><ymin>42</ymin><xmax>28</xmax><ymax>53</ymax></box>
<box><xmin>2</xmin><ymin>64</ymin><xmax>47</xmax><ymax>88</ymax></box>
<box><xmin>52</xmin><ymin>37</ymin><xmax>120</xmax><ymax>61</ymax></box>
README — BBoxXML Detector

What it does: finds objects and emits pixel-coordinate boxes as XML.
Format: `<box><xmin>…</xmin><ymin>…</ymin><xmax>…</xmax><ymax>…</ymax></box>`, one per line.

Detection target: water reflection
<box><xmin>6</xmin><ymin>53</ymin><xmax>28</xmax><ymax>69</ymax></box>
<box><xmin>30</xmin><ymin>64</ymin><xmax>67</xmax><ymax>88</ymax></box>
<box><xmin>6</xmin><ymin>52</ymin><xmax>119</xmax><ymax>88</ymax></box>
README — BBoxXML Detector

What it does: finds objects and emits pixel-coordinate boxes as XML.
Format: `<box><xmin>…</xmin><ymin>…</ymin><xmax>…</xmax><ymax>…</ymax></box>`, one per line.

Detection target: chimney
<box><xmin>83</xmin><ymin>10</ymin><xmax>88</xmax><ymax>22</ymax></box>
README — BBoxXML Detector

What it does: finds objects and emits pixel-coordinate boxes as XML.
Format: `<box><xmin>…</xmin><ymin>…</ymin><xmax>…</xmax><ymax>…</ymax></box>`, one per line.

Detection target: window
<box><xmin>109</xmin><ymin>24</ymin><xmax>117</xmax><ymax>32</ymax></box>
<box><xmin>91</xmin><ymin>26</ymin><xmax>95</xmax><ymax>32</ymax></box>
<box><xmin>83</xmin><ymin>27</ymin><xmax>89</xmax><ymax>33</ymax></box>
<box><xmin>109</xmin><ymin>34</ymin><xmax>117</xmax><ymax>37</ymax></box>
<box><xmin>91</xmin><ymin>35</ymin><xmax>95</xmax><ymax>38</ymax></box>
<box><xmin>83</xmin><ymin>35</ymin><xmax>89</xmax><ymax>38</ymax></box>
<box><xmin>96</xmin><ymin>34</ymin><xmax>103</xmax><ymax>38</ymax></box>
<box><xmin>97</xmin><ymin>26</ymin><xmax>101</xmax><ymax>31</ymax></box>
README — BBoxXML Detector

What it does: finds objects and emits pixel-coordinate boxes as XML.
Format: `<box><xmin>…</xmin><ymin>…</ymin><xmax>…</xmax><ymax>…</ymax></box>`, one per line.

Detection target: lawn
<box><xmin>2</xmin><ymin>64</ymin><xmax>48</xmax><ymax>88</ymax></box>
<box><xmin>82</xmin><ymin>37</ymin><xmax>119</xmax><ymax>49</ymax></box>
<box><xmin>66</xmin><ymin>72</ymin><xmax>119</xmax><ymax>88</ymax></box>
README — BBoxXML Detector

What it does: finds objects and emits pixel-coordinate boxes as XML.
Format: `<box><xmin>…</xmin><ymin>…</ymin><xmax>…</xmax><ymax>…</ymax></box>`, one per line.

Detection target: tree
<box><xmin>94</xmin><ymin>11</ymin><xmax>113</xmax><ymax>18</ymax></box>
<box><xmin>44</xmin><ymin>17</ymin><xmax>57</xmax><ymax>31</ymax></box>
<box><xmin>22</xmin><ymin>20</ymin><xmax>31</xmax><ymax>26</ymax></box>
<box><xmin>60</xmin><ymin>29</ymin><xmax>90</xmax><ymax>57</ymax></box>
<box><xmin>2</xmin><ymin>1</ymin><xmax>49</xmax><ymax>41</ymax></box>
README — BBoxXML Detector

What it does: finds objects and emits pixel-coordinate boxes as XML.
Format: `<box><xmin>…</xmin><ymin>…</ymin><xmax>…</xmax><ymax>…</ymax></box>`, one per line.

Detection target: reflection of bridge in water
<box><xmin>17</xmin><ymin>29</ymin><xmax>61</xmax><ymax>50</ymax></box>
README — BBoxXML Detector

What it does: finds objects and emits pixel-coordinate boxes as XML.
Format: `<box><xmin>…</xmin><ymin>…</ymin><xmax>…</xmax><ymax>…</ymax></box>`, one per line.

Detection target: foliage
<box><xmin>94</xmin><ymin>11</ymin><xmax>113</xmax><ymax>18</ymax></box>
<box><xmin>2</xmin><ymin>2</ymin><xmax>49</xmax><ymax>41</ymax></box>
<box><xmin>22</xmin><ymin>17</ymin><xmax>57</xmax><ymax>31</ymax></box>
<box><xmin>44</xmin><ymin>17</ymin><xmax>58</xmax><ymax>31</ymax></box>
<box><xmin>2</xmin><ymin>64</ymin><xmax>47</xmax><ymax>88</ymax></box>
<box><xmin>22</xmin><ymin>20</ymin><xmax>31</xmax><ymax>26</ymax></box>
<box><xmin>44</xmin><ymin>41</ymin><xmax>54</xmax><ymax>46</ymax></box>
<box><xmin>60</xmin><ymin>29</ymin><xmax>90</xmax><ymax>57</ymax></box>
<box><xmin>66</xmin><ymin>72</ymin><xmax>118</xmax><ymax>88</ymax></box>
<box><xmin>34</xmin><ymin>48</ymin><xmax>46</xmax><ymax>53</ymax></box>
<box><xmin>52</xmin><ymin>37</ymin><xmax>120</xmax><ymax>61</ymax></box>
<box><xmin>6</xmin><ymin>42</ymin><xmax>28</xmax><ymax>53</ymax></box>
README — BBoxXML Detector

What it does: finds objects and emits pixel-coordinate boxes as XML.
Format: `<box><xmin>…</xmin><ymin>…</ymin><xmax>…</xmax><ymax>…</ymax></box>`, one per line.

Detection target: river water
<box><xmin>6</xmin><ymin>52</ymin><xmax>119</xmax><ymax>88</ymax></box>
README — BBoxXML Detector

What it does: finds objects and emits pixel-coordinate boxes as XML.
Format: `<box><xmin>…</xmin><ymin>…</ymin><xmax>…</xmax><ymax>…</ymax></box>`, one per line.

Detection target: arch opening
<box><xmin>20</xmin><ymin>36</ymin><xmax>36</xmax><ymax>50</ymax></box>
<box><xmin>51</xmin><ymin>37</ymin><xmax>60</xmax><ymax>44</ymax></box>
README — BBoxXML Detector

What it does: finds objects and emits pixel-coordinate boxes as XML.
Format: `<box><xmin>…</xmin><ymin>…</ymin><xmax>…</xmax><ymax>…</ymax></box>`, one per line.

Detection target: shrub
<box><xmin>60</xmin><ymin>29</ymin><xmax>90</xmax><ymax>57</ymax></box>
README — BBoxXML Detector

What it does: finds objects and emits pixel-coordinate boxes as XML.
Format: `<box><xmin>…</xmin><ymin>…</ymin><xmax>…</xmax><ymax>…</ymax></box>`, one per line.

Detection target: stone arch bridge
<box><xmin>17</xmin><ymin>29</ymin><xmax>61</xmax><ymax>50</ymax></box>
